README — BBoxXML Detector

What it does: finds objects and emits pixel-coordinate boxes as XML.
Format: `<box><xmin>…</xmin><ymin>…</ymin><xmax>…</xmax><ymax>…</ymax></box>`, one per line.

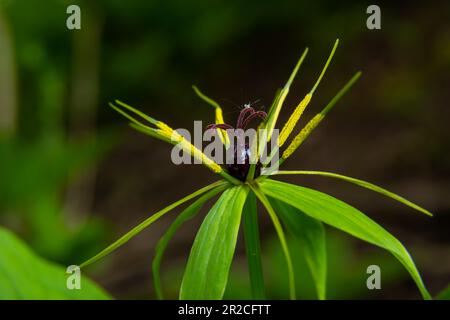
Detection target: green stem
<box><xmin>250</xmin><ymin>183</ymin><xmax>296</xmax><ymax>300</ymax></box>
<box><xmin>246</xmin><ymin>162</ymin><xmax>257</xmax><ymax>182</ymax></box>
<box><xmin>242</xmin><ymin>191</ymin><xmax>265</xmax><ymax>299</ymax></box>
<box><xmin>220</xmin><ymin>170</ymin><xmax>242</xmax><ymax>185</ymax></box>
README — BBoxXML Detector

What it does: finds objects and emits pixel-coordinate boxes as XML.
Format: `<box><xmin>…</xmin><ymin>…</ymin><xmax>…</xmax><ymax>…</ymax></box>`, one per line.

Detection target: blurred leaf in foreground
<box><xmin>0</xmin><ymin>226</ymin><xmax>110</xmax><ymax>299</ymax></box>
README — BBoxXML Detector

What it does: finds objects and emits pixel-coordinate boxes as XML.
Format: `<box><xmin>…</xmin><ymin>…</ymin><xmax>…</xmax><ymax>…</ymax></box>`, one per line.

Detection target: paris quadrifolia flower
<box><xmin>81</xmin><ymin>39</ymin><xmax>433</xmax><ymax>300</ymax></box>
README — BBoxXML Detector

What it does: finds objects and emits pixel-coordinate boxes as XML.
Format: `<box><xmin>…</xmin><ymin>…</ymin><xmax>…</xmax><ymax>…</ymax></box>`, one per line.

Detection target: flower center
<box><xmin>205</xmin><ymin>105</ymin><xmax>267</xmax><ymax>181</ymax></box>
<box><xmin>226</xmin><ymin>143</ymin><xmax>262</xmax><ymax>181</ymax></box>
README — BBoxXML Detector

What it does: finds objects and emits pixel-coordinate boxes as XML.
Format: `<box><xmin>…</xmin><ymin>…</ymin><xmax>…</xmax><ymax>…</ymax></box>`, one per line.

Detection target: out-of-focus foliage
<box><xmin>0</xmin><ymin>0</ymin><xmax>114</xmax><ymax>265</ymax></box>
<box><xmin>0</xmin><ymin>136</ymin><xmax>112</xmax><ymax>264</ymax></box>
<box><xmin>436</xmin><ymin>284</ymin><xmax>450</xmax><ymax>300</ymax></box>
<box><xmin>0</xmin><ymin>226</ymin><xmax>110</xmax><ymax>299</ymax></box>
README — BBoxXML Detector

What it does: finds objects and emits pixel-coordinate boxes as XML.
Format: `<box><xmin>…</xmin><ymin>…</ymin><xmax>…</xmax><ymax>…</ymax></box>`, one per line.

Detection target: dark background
<box><xmin>0</xmin><ymin>0</ymin><xmax>449</xmax><ymax>299</ymax></box>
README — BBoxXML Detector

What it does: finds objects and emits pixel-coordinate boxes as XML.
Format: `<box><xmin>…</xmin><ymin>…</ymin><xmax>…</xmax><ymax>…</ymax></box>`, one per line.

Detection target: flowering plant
<box><xmin>81</xmin><ymin>40</ymin><xmax>432</xmax><ymax>300</ymax></box>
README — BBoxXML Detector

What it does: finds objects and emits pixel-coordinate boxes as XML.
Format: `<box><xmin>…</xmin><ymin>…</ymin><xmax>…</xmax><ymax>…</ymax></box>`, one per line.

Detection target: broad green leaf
<box><xmin>81</xmin><ymin>180</ymin><xmax>227</xmax><ymax>268</ymax></box>
<box><xmin>270</xmin><ymin>198</ymin><xmax>327</xmax><ymax>300</ymax></box>
<box><xmin>152</xmin><ymin>184</ymin><xmax>228</xmax><ymax>299</ymax></box>
<box><xmin>0</xmin><ymin>226</ymin><xmax>110</xmax><ymax>299</ymax></box>
<box><xmin>275</xmin><ymin>170</ymin><xmax>432</xmax><ymax>216</ymax></box>
<box><xmin>259</xmin><ymin>179</ymin><xmax>431</xmax><ymax>299</ymax></box>
<box><xmin>180</xmin><ymin>185</ymin><xmax>249</xmax><ymax>299</ymax></box>
<box><xmin>242</xmin><ymin>191</ymin><xmax>265</xmax><ymax>299</ymax></box>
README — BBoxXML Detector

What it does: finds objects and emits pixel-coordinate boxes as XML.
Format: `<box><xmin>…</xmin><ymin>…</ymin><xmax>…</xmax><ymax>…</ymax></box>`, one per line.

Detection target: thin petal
<box><xmin>278</xmin><ymin>39</ymin><xmax>339</xmax><ymax>147</ymax></box>
<box><xmin>274</xmin><ymin>170</ymin><xmax>433</xmax><ymax>216</ymax></box>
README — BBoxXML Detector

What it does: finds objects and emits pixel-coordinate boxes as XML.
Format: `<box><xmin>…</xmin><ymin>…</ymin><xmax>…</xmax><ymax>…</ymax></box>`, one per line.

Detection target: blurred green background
<box><xmin>0</xmin><ymin>0</ymin><xmax>449</xmax><ymax>299</ymax></box>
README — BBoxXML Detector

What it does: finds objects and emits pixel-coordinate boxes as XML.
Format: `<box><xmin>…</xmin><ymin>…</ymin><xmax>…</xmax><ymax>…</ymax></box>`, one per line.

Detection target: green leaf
<box><xmin>436</xmin><ymin>284</ymin><xmax>450</xmax><ymax>300</ymax></box>
<box><xmin>259</xmin><ymin>178</ymin><xmax>431</xmax><ymax>300</ymax></box>
<box><xmin>270</xmin><ymin>198</ymin><xmax>327</xmax><ymax>300</ymax></box>
<box><xmin>274</xmin><ymin>170</ymin><xmax>433</xmax><ymax>216</ymax></box>
<box><xmin>242</xmin><ymin>191</ymin><xmax>265</xmax><ymax>299</ymax></box>
<box><xmin>152</xmin><ymin>184</ymin><xmax>228</xmax><ymax>299</ymax></box>
<box><xmin>180</xmin><ymin>185</ymin><xmax>249</xmax><ymax>299</ymax></box>
<box><xmin>81</xmin><ymin>180</ymin><xmax>227</xmax><ymax>268</ymax></box>
<box><xmin>0</xmin><ymin>226</ymin><xmax>110</xmax><ymax>299</ymax></box>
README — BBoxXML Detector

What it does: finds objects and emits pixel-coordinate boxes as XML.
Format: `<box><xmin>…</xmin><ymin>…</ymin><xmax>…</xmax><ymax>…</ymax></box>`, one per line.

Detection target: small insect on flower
<box><xmin>80</xmin><ymin>39</ymin><xmax>433</xmax><ymax>301</ymax></box>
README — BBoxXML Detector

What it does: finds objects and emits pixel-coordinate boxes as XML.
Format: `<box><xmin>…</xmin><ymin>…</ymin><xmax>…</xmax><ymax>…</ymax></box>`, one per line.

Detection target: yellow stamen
<box><xmin>281</xmin><ymin>71</ymin><xmax>362</xmax><ymax>160</ymax></box>
<box><xmin>265</xmin><ymin>47</ymin><xmax>309</xmax><ymax>142</ymax></box>
<box><xmin>278</xmin><ymin>93</ymin><xmax>312</xmax><ymax>147</ymax></box>
<box><xmin>176</xmin><ymin>136</ymin><xmax>223</xmax><ymax>173</ymax></box>
<box><xmin>277</xmin><ymin>39</ymin><xmax>339</xmax><ymax>148</ymax></box>
<box><xmin>215</xmin><ymin>108</ymin><xmax>230</xmax><ymax>147</ymax></box>
<box><xmin>282</xmin><ymin>114</ymin><xmax>324</xmax><ymax>160</ymax></box>
<box><xmin>156</xmin><ymin>121</ymin><xmax>175</xmax><ymax>136</ymax></box>
<box><xmin>111</xmin><ymin>101</ymin><xmax>223</xmax><ymax>175</ymax></box>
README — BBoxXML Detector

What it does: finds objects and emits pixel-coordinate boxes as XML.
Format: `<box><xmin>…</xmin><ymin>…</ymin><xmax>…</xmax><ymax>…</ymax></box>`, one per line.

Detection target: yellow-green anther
<box><xmin>124</xmin><ymin>112</ymin><xmax>221</xmax><ymax>174</ymax></box>
<box><xmin>282</xmin><ymin>114</ymin><xmax>324</xmax><ymax>160</ymax></box>
<box><xmin>277</xmin><ymin>39</ymin><xmax>339</xmax><ymax>148</ymax></box>
<box><xmin>111</xmin><ymin>100</ymin><xmax>235</xmax><ymax>183</ymax></box>
<box><xmin>265</xmin><ymin>47</ymin><xmax>308</xmax><ymax>141</ymax></box>
<box><xmin>278</xmin><ymin>93</ymin><xmax>312</xmax><ymax>147</ymax></box>
<box><xmin>282</xmin><ymin>71</ymin><xmax>362</xmax><ymax>160</ymax></box>
<box><xmin>177</xmin><ymin>137</ymin><xmax>223</xmax><ymax>173</ymax></box>
<box><xmin>214</xmin><ymin>108</ymin><xmax>231</xmax><ymax>147</ymax></box>
<box><xmin>192</xmin><ymin>85</ymin><xmax>230</xmax><ymax>148</ymax></box>
<box><xmin>155</xmin><ymin>121</ymin><xmax>176</xmax><ymax>135</ymax></box>
<box><xmin>111</xmin><ymin>101</ymin><xmax>179</xmax><ymax>142</ymax></box>
<box><xmin>143</xmin><ymin>125</ymin><xmax>224</xmax><ymax>175</ymax></box>
<box><xmin>215</xmin><ymin>107</ymin><xmax>225</xmax><ymax>125</ymax></box>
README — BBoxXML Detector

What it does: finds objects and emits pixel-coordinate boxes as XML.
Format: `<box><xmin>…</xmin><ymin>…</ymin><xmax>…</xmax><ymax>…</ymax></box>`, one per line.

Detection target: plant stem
<box><xmin>250</xmin><ymin>183</ymin><xmax>296</xmax><ymax>300</ymax></box>
<box><xmin>220</xmin><ymin>170</ymin><xmax>242</xmax><ymax>185</ymax></box>
<box><xmin>242</xmin><ymin>191</ymin><xmax>266</xmax><ymax>299</ymax></box>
